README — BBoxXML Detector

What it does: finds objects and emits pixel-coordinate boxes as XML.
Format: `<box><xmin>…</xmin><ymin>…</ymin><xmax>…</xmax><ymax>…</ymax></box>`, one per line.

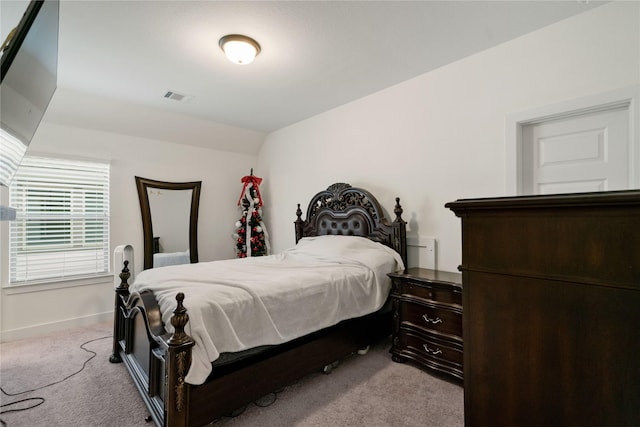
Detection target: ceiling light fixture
<box><xmin>218</xmin><ymin>34</ymin><xmax>261</xmax><ymax>65</ymax></box>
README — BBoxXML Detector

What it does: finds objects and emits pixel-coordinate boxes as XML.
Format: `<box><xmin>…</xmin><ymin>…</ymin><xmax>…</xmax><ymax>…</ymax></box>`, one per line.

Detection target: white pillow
<box><xmin>290</xmin><ymin>235</ymin><xmax>405</xmax><ymax>272</ymax></box>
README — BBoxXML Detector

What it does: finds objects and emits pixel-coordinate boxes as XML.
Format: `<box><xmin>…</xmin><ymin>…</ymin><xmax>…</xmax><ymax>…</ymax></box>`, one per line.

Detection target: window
<box><xmin>9</xmin><ymin>156</ymin><xmax>110</xmax><ymax>284</ymax></box>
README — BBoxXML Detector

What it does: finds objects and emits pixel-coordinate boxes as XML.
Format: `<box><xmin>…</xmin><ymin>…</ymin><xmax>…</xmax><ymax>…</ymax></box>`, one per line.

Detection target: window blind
<box><xmin>9</xmin><ymin>156</ymin><xmax>110</xmax><ymax>284</ymax></box>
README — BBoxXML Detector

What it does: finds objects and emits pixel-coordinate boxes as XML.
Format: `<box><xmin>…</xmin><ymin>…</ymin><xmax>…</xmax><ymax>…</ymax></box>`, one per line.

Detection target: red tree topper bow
<box><xmin>237</xmin><ymin>173</ymin><xmax>264</xmax><ymax>206</ymax></box>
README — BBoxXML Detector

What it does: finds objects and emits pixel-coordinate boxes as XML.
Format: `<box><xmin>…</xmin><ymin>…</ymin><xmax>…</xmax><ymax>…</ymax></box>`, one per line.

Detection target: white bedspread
<box><xmin>130</xmin><ymin>235</ymin><xmax>404</xmax><ymax>385</ymax></box>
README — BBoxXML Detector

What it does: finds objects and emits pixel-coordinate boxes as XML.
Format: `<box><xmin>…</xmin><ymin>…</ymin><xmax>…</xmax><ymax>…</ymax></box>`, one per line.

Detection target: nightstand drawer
<box><xmin>403</xmin><ymin>331</ymin><xmax>462</xmax><ymax>366</ymax></box>
<box><xmin>396</xmin><ymin>280</ymin><xmax>461</xmax><ymax>305</ymax></box>
<box><xmin>400</xmin><ymin>300</ymin><xmax>462</xmax><ymax>339</ymax></box>
<box><xmin>397</xmin><ymin>329</ymin><xmax>463</xmax><ymax>379</ymax></box>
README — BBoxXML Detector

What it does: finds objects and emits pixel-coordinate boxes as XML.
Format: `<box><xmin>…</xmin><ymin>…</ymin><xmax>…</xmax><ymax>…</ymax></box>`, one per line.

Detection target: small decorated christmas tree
<box><xmin>233</xmin><ymin>169</ymin><xmax>270</xmax><ymax>258</ymax></box>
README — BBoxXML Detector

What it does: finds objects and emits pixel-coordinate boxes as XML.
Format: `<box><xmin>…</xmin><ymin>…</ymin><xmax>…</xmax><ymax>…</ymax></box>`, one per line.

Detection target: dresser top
<box><xmin>446</xmin><ymin>189</ymin><xmax>640</xmax><ymax>214</ymax></box>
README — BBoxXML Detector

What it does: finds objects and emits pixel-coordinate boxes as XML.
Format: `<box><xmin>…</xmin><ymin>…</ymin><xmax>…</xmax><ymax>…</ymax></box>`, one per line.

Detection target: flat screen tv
<box><xmin>1</xmin><ymin>0</ymin><xmax>59</xmax><ymax>187</ymax></box>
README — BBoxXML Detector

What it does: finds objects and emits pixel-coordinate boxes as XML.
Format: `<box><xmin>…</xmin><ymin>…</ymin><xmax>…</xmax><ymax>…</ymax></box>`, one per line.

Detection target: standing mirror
<box><xmin>135</xmin><ymin>176</ymin><xmax>201</xmax><ymax>269</ymax></box>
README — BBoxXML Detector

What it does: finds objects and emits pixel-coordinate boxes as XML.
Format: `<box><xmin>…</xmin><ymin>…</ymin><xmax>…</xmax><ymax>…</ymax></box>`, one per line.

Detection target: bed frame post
<box><xmin>109</xmin><ymin>261</ymin><xmax>131</xmax><ymax>363</ymax></box>
<box><xmin>392</xmin><ymin>197</ymin><xmax>408</xmax><ymax>272</ymax></box>
<box><xmin>294</xmin><ymin>203</ymin><xmax>304</xmax><ymax>243</ymax></box>
<box><xmin>165</xmin><ymin>292</ymin><xmax>195</xmax><ymax>427</ymax></box>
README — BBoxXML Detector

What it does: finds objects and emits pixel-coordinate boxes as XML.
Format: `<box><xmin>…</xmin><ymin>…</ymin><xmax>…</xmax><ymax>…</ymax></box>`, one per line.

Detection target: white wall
<box><xmin>258</xmin><ymin>1</ymin><xmax>640</xmax><ymax>273</ymax></box>
<box><xmin>0</xmin><ymin>121</ymin><xmax>258</xmax><ymax>340</ymax></box>
<box><xmin>2</xmin><ymin>1</ymin><xmax>638</xmax><ymax>341</ymax></box>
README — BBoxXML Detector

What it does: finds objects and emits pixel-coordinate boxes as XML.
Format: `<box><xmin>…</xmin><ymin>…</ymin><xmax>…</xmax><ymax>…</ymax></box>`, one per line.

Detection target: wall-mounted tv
<box><xmin>1</xmin><ymin>0</ymin><xmax>59</xmax><ymax>187</ymax></box>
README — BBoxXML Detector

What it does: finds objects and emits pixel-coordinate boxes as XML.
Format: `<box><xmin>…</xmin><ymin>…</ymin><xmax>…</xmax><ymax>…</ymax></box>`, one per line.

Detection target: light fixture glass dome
<box><xmin>219</xmin><ymin>34</ymin><xmax>261</xmax><ymax>65</ymax></box>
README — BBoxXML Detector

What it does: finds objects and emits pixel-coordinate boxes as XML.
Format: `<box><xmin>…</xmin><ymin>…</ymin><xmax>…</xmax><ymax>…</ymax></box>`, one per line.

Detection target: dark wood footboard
<box><xmin>110</xmin><ymin>262</ymin><xmax>194</xmax><ymax>427</ymax></box>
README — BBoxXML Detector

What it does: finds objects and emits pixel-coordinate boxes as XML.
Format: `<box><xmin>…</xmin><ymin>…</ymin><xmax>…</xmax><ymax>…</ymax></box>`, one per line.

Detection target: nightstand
<box><xmin>388</xmin><ymin>268</ymin><xmax>463</xmax><ymax>382</ymax></box>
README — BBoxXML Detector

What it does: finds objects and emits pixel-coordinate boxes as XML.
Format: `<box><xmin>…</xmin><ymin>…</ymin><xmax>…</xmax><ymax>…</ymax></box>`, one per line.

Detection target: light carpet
<box><xmin>1</xmin><ymin>322</ymin><xmax>463</xmax><ymax>427</ymax></box>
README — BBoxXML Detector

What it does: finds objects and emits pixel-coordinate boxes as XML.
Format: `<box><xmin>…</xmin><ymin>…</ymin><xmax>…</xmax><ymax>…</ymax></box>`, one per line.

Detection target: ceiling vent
<box><xmin>163</xmin><ymin>90</ymin><xmax>193</xmax><ymax>102</ymax></box>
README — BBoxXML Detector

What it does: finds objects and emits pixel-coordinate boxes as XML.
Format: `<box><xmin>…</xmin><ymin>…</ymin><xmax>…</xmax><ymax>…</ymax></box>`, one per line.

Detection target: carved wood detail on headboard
<box><xmin>294</xmin><ymin>183</ymin><xmax>407</xmax><ymax>269</ymax></box>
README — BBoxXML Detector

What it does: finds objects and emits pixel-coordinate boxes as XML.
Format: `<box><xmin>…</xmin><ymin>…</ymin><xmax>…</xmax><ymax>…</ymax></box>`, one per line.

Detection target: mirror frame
<box><xmin>135</xmin><ymin>176</ymin><xmax>202</xmax><ymax>270</ymax></box>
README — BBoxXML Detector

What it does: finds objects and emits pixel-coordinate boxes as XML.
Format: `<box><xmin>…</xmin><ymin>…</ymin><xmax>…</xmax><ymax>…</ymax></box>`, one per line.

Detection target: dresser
<box><xmin>388</xmin><ymin>268</ymin><xmax>463</xmax><ymax>382</ymax></box>
<box><xmin>446</xmin><ymin>190</ymin><xmax>640</xmax><ymax>426</ymax></box>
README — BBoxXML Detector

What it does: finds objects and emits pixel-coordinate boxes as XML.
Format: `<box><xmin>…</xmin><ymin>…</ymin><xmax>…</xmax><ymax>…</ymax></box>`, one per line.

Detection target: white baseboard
<box><xmin>0</xmin><ymin>311</ymin><xmax>113</xmax><ymax>343</ymax></box>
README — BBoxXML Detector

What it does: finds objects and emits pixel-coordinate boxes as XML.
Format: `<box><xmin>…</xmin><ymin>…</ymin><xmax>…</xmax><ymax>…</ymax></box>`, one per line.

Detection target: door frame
<box><xmin>505</xmin><ymin>86</ymin><xmax>639</xmax><ymax>195</ymax></box>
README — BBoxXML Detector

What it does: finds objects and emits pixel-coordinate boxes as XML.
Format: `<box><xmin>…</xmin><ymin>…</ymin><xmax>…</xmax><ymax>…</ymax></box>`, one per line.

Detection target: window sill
<box><xmin>2</xmin><ymin>273</ymin><xmax>114</xmax><ymax>295</ymax></box>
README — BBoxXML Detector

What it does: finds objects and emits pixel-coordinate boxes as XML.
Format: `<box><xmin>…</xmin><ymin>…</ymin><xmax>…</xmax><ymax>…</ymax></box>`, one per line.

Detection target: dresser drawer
<box><xmin>399</xmin><ymin>300</ymin><xmax>462</xmax><ymax>339</ymax></box>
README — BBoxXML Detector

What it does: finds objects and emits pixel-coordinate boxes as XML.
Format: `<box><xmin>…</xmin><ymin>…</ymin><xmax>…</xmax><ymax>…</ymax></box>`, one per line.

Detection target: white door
<box><xmin>521</xmin><ymin>105</ymin><xmax>630</xmax><ymax>195</ymax></box>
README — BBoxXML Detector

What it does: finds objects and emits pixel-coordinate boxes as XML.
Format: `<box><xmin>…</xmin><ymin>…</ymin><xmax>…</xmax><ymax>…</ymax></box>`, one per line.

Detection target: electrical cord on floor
<box><xmin>0</xmin><ymin>398</ymin><xmax>45</xmax><ymax>426</ymax></box>
<box><xmin>0</xmin><ymin>335</ymin><xmax>111</xmax><ymax>427</ymax></box>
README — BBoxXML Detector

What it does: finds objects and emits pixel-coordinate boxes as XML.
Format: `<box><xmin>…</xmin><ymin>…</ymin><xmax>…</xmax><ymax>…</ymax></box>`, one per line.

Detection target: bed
<box><xmin>109</xmin><ymin>183</ymin><xmax>408</xmax><ymax>427</ymax></box>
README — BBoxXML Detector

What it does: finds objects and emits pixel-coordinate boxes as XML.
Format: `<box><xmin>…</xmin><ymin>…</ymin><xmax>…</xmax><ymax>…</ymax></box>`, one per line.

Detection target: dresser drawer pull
<box><xmin>423</xmin><ymin>344</ymin><xmax>442</xmax><ymax>356</ymax></box>
<box><xmin>422</xmin><ymin>314</ymin><xmax>443</xmax><ymax>325</ymax></box>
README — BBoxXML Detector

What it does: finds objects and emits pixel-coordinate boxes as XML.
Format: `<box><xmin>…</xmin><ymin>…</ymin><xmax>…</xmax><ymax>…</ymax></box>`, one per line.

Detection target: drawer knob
<box><xmin>423</xmin><ymin>344</ymin><xmax>443</xmax><ymax>356</ymax></box>
<box><xmin>422</xmin><ymin>314</ymin><xmax>443</xmax><ymax>325</ymax></box>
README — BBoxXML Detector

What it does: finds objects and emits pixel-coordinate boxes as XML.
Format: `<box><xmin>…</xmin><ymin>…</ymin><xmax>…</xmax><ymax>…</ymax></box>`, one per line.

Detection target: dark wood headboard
<box><xmin>294</xmin><ymin>183</ymin><xmax>407</xmax><ymax>269</ymax></box>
